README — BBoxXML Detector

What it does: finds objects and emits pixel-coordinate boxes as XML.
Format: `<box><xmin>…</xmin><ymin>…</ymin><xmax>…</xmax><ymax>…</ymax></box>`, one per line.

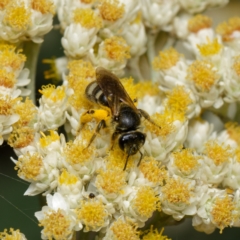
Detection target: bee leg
<box><xmin>138</xmin><ymin>109</ymin><xmax>161</xmax><ymax>128</ymax></box>
<box><xmin>110</xmin><ymin>131</ymin><xmax>119</xmax><ymax>150</ymax></box>
<box><xmin>137</xmin><ymin>150</ymin><xmax>143</xmax><ymax>167</ymax></box>
<box><xmin>123</xmin><ymin>153</ymin><xmax>131</xmax><ymax>171</ymax></box>
<box><xmin>85</xmin><ymin>119</ymin><xmax>106</xmax><ymax>149</ymax></box>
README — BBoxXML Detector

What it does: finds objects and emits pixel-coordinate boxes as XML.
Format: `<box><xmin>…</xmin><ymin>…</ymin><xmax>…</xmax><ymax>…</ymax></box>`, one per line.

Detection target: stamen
<box><xmin>104</xmin><ymin>36</ymin><xmax>130</xmax><ymax>62</ymax></box>
<box><xmin>39</xmin><ymin>209</ymin><xmax>72</xmax><ymax>240</ymax></box>
<box><xmin>76</xmin><ymin>199</ymin><xmax>108</xmax><ymax>231</ymax></box>
<box><xmin>73</xmin><ymin>8</ymin><xmax>102</xmax><ymax>28</ymax></box>
<box><xmin>152</xmin><ymin>48</ymin><xmax>182</xmax><ymax>71</ymax></box>
<box><xmin>15</xmin><ymin>152</ymin><xmax>43</xmax><ymax>181</ymax></box>
<box><xmin>31</xmin><ymin>0</ymin><xmax>55</xmax><ymax>14</ymax></box>
<box><xmin>197</xmin><ymin>38</ymin><xmax>223</xmax><ymax>56</ymax></box>
<box><xmin>187</xmin><ymin>60</ymin><xmax>219</xmax><ymax>92</ymax></box>
<box><xmin>204</xmin><ymin>140</ymin><xmax>232</xmax><ymax>165</ymax></box>
<box><xmin>99</xmin><ymin>0</ymin><xmax>125</xmax><ymax>22</ymax></box>
<box><xmin>188</xmin><ymin>14</ymin><xmax>212</xmax><ymax>33</ymax></box>
<box><xmin>133</xmin><ymin>186</ymin><xmax>160</xmax><ymax>218</ymax></box>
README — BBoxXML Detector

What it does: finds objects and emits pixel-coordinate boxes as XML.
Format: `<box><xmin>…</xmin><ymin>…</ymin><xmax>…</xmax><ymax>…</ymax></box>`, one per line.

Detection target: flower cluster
<box><xmin>3</xmin><ymin>0</ymin><xmax>240</xmax><ymax>240</ymax></box>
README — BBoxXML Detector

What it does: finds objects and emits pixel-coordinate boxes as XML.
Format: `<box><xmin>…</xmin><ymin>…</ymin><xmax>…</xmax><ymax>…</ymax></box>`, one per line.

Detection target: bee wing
<box><xmin>96</xmin><ymin>67</ymin><xmax>137</xmax><ymax>117</ymax></box>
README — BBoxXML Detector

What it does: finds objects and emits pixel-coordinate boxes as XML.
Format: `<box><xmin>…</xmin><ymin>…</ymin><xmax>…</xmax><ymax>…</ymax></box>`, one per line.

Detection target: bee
<box><xmin>84</xmin><ymin>67</ymin><xmax>158</xmax><ymax>170</ymax></box>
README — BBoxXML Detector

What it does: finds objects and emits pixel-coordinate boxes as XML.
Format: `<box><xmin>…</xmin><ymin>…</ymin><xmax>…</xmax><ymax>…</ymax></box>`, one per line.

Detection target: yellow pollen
<box><xmin>39</xmin><ymin>130</ymin><xmax>60</xmax><ymax>148</ymax></box>
<box><xmin>64</xmin><ymin>139</ymin><xmax>94</xmax><ymax>165</ymax></box>
<box><xmin>73</xmin><ymin>8</ymin><xmax>102</xmax><ymax>28</ymax></box>
<box><xmin>187</xmin><ymin>60</ymin><xmax>219</xmax><ymax>92</ymax></box>
<box><xmin>0</xmin><ymin>69</ymin><xmax>16</xmax><ymax>88</ymax></box>
<box><xmin>8</xmin><ymin>126</ymin><xmax>34</xmax><ymax>148</ymax></box>
<box><xmin>142</xmin><ymin>226</ymin><xmax>171</xmax><ymax>240</ymax></box>
<box><xmin>15</xmin><ymin>152</ymin><xmax>43</xmax><ymax>181</ymax></box>
<box><xmin>104</xmin><ymin>36</ymin><xmax>130</xmax><ymax>62</ymax></box>
<box><xmin>106</xmin><ymin>147</ymin><xmax>134</xmax><ymax>170</ymax></box>
<box><xmin>76</xmin><ymin>200</ymin><xmax>108</xmax><ymax>231</ymax></box>
<box><xmin>135</xmin><ymin>81</ymin><xmax>160</xmax><ymax>98</ymax></box>
<box><xmin>0</xmin><ymin>43</ymin><xmax>26</xmax><ymax>71</ymax></box>
<box><xmin>0</xmin><ymin>228</ymin><xmax>26</xmax><ymax>240</ymax></box>
<box><xmin>233</xmin><ymin>55</ymin><xmax>240</xmax><ymax>76</ymax></box>
<box><xmin>211</xmin><ymin>194</ymin><xmax>237</xmax><ymax>233</ymax></box>
<box><xmin>42</xmin><ymin>57</ymin><xmax>61</xmax><ymax>82</ymax></box>
<box><xmin>197</xmin><ymin>38</ymin><xmax>223</xmax><ymax>56</ymax></box>
<box><xmin>58</xmin><ymin>169</ymin><xmax>78</xmax><ymax>185</ymax></box>
<box><xmin>166</xmin><ymin>86</ymin><xmax>192</xmax><ymax>115</ymax></box>
<box><xmin>152</xmin><ymin>48</ymin><xmax>182</xmax><ymax>71</ymax></box>
<box><xmin>0</xmin><ymin>0</ymin><xmax>9</xmax><ymax>10</ymax></box>
<box><xmin>81</xmin><ymin>0</ymin><xmax>94</xmax><ymax>3</ymax></box>
<box><xmin>67</xmin><ymin>60</ymin><xmax>95</xmax><ymax>79</ymax></box>
<box><xmin>204</xmin><ymin>140</ymin><xmax>232</xmax><ymax>166</ymax></box>
<box><xmin>145</xmin><ymin>109</ymin><xmax>184</xmax><ymax>138</ymax></box>
<box><xmin>172</xmin><ymin>149</ymin><xmax>200</xmax><ymax>175</ymax></box>
<box><xmin>39</xmin><ymin>84</ymin><xmax>66</xmax><ymax>102</ymax></box>
<box><xmin>96</xmin><ymin>168</ymin><xmax>126</xmax><ymax>194</ymax></box>
<box><xmin>0</xmin><ymin>96</ymin><xmax>18</xmax><ymax>115</ymax></box>
<box><xmin>39</xmin><ymin>209</ymin><xmax>72</xmax><ymax>240</ymax></box>
<box><xmin>225</xmin><ymin>122</ymin><xmax>240</xmax><ymax>145</ymax></box>
<box><xmin>216</xmin><ymin>17</ymin><xmax>240</xmax><ymax>42</ymax></box>
<box><xmin>80</xmin><ymin>109</ymin><xmax>110</xmax><ymax>124</ymax></box>
<box><xmin>3</xmin><ymin>2</ymin><xmax>31</xmax><ymax>31</ymax></box>
<box><xmin>133</xmin><ymin>186</ymin><xmax>160</xmax><ymax>218</ymax></box>
<box><xmin>161</xmin><ymin>178</ymin><xmax>192</xmax><ymax>204</ymax></box>
<box><xmin>188</xmin><ymin>14</ymin><xmax>212</xmax><ymax>33</ymax></box>
<box><xmin>120</xmin><ymin>77</ymin><xmax>137</xmax><ymax>101</ymax></box>
<box><xmin>31</xmin><ymin>0</ymin><xmax>55</xmax><ymax>14</ymax></box>
<box><xmin>13</xmin><ymin>97</ymin><xmax>37</xmax><ymax>127</ymax></box>
<box><xmin>110</xmin><ymin>219</ymin><xmax>139</xmax><ymax>240</ymax></box>
<box><xmin>139</xmin><ymin>157</ymin><xmax>168</xmax><ymax>185</ymax></box>
<box><xmin>99</xmin><ymin>0</ymin><xmax>125</xmax><ymax>22</ymax></box>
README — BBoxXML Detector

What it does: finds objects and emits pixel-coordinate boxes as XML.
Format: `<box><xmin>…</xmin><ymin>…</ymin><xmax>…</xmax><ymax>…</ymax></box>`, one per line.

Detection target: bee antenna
<box><xmin>123</xmin><ymin>151</ymin><xmax>131</xmax><ymax>171</ymax></box>
<box><xmin>137</xmin><ymin>151</ymin><xmax>143</xmax><ymax>167</ymax></box>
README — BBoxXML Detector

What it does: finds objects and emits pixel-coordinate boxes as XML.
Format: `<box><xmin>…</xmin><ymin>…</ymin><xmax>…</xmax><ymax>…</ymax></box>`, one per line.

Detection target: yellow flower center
<box><xmin>99</xmin><ymin>0</ymin><xmax>125</xmax><ymax>22</ymax></box>
<box><xmin>110</xmin><ymin>219</ymin><xmax>139</xmax><ymax>240</ymax></box>
<box><xmin>73</xmin><ymin>8</ymin><xmax>102</xmax><ymax>28</ymax></box>
<box><xmin>197</xmin><ymin>38</ymin><xmax>223</xmax><ymax>56</ymax></box>
<box><xmin>39</xmin><ymin>84</ymin><xmax>65</xmax><ymax>102</ymax></box>
<box><xmin>211</xmin><ymin>194</ymin><xmax>237</xmax><ymax>233</ymax></box>
<box><xmin>166</xmin><ymin>86</ymin><xmax>192</xmax><ymax>115</ymax></box>
<box><xmin>188</xmin><ymin>14</ymin><xmax>212</xmax><ymax>33</ymax></box>
<box><xmin>58</xmin><ymin>169</ymin><xmax>78</xmax><ymax>185</ymax></box>
<box><xmin>76</xmin><ymin>200</ymin><xmax>108</xmax><ymax>231</ymax></box>
<box><xmin>187</xmin><ymin>60</ymin><xmax>219</xmax><ymax>92</ymax></box>
<box><xmin>0</xmin><ymin>95</ymin><xmax>18</xmax><ymax>115</ymax></box>
<box><xmin>152</xmin><ymin>48</ymin><xmax>182</xmax><ymax>71</ymax></box>
<box><xmin>142</xmin><ymin>227</ymin><xmax>171</xmax><ymax>240</ymax></box>
<box><xmin>0</xmin><ymin>228</ymin><xmax>25</xmax><ymax>240</ymax></box>
<box><xmin>13</xmin><ymin>97</ymin><xmax>37</xmax><ymax>127</ymax></box>
<box><xmin>64</xmin><ymin>138</ymin><xmax>94</xmax><ymax>165</ymax></box>
<box><xmin>31</xmin><ymin>0</ymin><xmax>55</xmax><ymax>14</ymax></box>
<box><xmin>172</xmin><ymin>149</ymin><xmax>200</xmax><ymax>175</ymax></box>
<box><xmin>161</xmin><ymin>178</ymin><xmax>192</xmax><ymax>204</ymax></box>
<box><xmin>96</xmin><ymin>167</ymin><xmax>126</xmax><ymax>194</ymax></box>
<box><xmin>225</xmin><ymin>122</ymin><xmax>240</xmax><ymax>145</ymax></box>
<box><xmin>216</xmin><ymin>17</ymin><xmax>240</xmax><ymax>42</ymax></box>
<box><xmin>3</xmin><ymin>1</ymin><xmax>31</xmax><ymax>30</ymax></box>
<box><xmin>0</xmin><ymin>42</ymin><xmax>26</xmax><ymax>71</ymax></box>
<box><xmin>40</xmin><ymin>209</ymin><xmax>72</xmax><ymax>240</ymax></box>
<box><xmin>204</xmin><ymin>140</ymin><xmax>232</xmax><ymax>165</ymax></box>
<box><xmin>104</xmin><ymin>36</ymin><xmax>130</xmax><ymax>62</ymax></box>
<box><xmin>0</xmin><ymin>69</ymin><xmax>16</xmax><ymax>88</ymax></box>
<box><xmin>15</xmin><ymin>152</ymin><xmax>43</xmax><ymax>180</ymax></box>
<box><xmin>135</xmin><ymin>81</ymin><xmax>160</xmax><ymax>98</ymax></box>
<box><xmin>133</xmin><ymin>186</ymin><xmax>161</xmax><ymax>218</ymax></box>
<box><xmin>139</xmin><ymin>157</ymin><xmax>168</xmax><ymax>185</ymax></box>
<box><xmin>39</xmin><ymin>130</ymin><xmax>60</xmax><ymax>148</ymax></box>
<box><xmin>8</xmin><ymin>126</ymin><xmax>34</xmax><ymax>148</ymax></box>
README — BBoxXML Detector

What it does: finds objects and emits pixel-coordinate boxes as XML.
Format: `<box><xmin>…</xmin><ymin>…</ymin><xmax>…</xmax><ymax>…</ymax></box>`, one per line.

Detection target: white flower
<box><xmin>140</xmin><ymin>0</ymin><xmax>180</xmax><ymax>31</ymax></box>
<box><xmin>35</xmin><ymin>192</ymin><xmax>80</xmax><ymax>240</ymax></box>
